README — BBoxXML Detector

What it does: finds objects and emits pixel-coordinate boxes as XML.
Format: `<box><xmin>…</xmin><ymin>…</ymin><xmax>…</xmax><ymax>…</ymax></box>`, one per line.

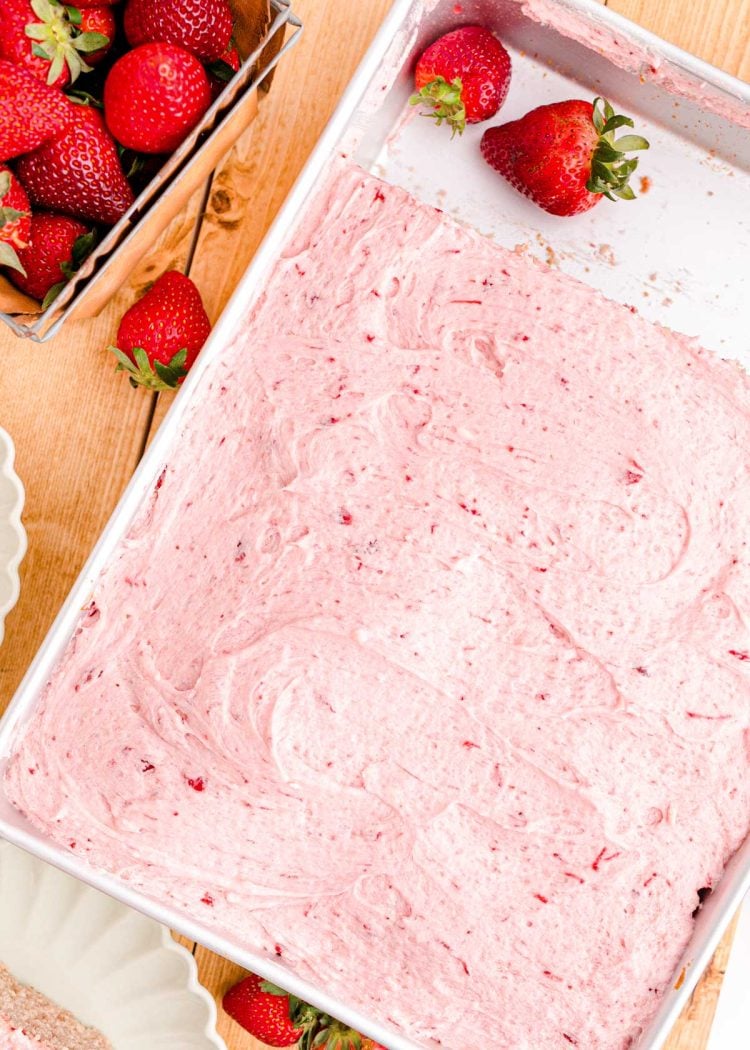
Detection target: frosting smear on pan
<box><xmin>6</xmin><ymin>164</ymin><xmax>750</xmax><ymax>1050</ymax></box>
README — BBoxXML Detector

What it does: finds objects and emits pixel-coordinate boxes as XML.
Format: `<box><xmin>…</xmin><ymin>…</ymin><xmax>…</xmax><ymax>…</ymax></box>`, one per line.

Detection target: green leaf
<box><xmin>602</xmin><ymin>113</ymin><xmax>634</xmax><ymax>134</ymax></box>
<box><xmin>24</xmin><ymin>24</ymin><xmax>50</xmax><ymax>40</ymax></box>
<box><xmin>206</xmin><ymin>58</ymin><xmax>237</xmax><ymax>83</ymax></box>
<box><xmin>0</xmin><ymin>206</ymin><xmax>29</xmax><ymax>226</ymax></box>
<box><xmin>594</xmin><ymin>140</ymin><xmax>625</xmax><ymax>162</ymax></box>
<box><xmin>611</xmin><ymin>184</ymin><xmax>636</xmax><ymax>200</ymax></box>
<box><xmin>41</xmin><ymin>281</ymin><xmax>66</xmax><ymax>310</ymax></box>
<box><xmin>47</xmin><ymin>50</ymin><xmax>65</xmax><ymax>84</ymax></box>
<box><xmin>0</xmin><ymin>172</ymin><xmax>10</xmax><ymax>198</ymax></box>
<box><xmin>73</xmin><ymin>31</ymin><xmax>108</xmax><ymax>52</ymax></box>
<box><xmin>133</xmin><ymin>347</ymin><xmax>152</xmax><ymax>373</ymax></box>
<box><xmin>409</xmin><ymin>75</ymin><xmax>466</xmax><ymax>136</ymax></box>
<box><xmin>612</xmin><ymin>133</ymin><xmax>650</xmax><ymax>152</ymax></box>
<box><xmin>66</xmin><ymin>89</ymin><xmax>102</xmax><ymax>108</ymax></box>
<box><xmin>260</xmin><ymin>981</ymin><xmax>289</xmax><ymax>997</ymax></box>
<box><xmin>0</xmin><ymin>241</ymin><xmax>26</xmax><ymax>275</ymax></box>
<box><xmin>65</xmin><ymin>4</ymin><xmax>82</xmax><ymax>25</ymax></box>
<box><xmin>108</xmin><ymin>345</ymin><xmax>138</xmax><ymax>373</ymax></box>
<box><xmin>31</xmin><ymin>0</ymin><xmax>54</xmax><ymax>20</ymax></box>
<box><xmin>71</xmin><ymin>229</ymin><xmax>96</xmax><ymax>267</ymax></box>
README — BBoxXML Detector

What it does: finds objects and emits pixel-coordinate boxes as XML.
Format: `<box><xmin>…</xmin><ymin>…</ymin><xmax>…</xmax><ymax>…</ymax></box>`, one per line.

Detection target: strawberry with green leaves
<box><xmin>0</xmin><ymin>0</ymin><xmax>111</xmax><ymax>87</ymax></box>
<box><xmin>124</xmin><ymin>0</ymin><xmax>234</xmax><ymax>62</ymax></box>
<box><xmin>104</xmin><ymin>42</ymin><xmax>212</xmax><ymax>153</ymax></box>
<box><xmin>109</xmin><ymin>271</ymin><xmax>211</xmax><ymax>391</ymax></box>
<box><xmin>223</xmin><ymin>975</ymin><xmax>318</xmax><ymax>1047</ymax></box>
<box><xmin>481</xmin><ymin>96</ymin><xmax>649</xmax><ymax>216</ymax></box>
<box><xmin>0</xmin><ymin>167</ymin><xmax>31</xmax><ymax>276</ymax></box>
<box><xmin>8</xmin><ymin>213</ymin><xmax>95</xmax><ymax>307</ymax></box>
<box><xmin>410</xmin><ymin>25</ymin><xmax>511</xmax><ymax>136</ymax></box>
<box><xmin>0</xmin><ymin>60</ymin><xmax>73</xmax><ymax>162</ymax></box>
<box><xmin>15</xmin><ymin>101</ymin><xmax>134</xmax><ymax>226</ymax></box>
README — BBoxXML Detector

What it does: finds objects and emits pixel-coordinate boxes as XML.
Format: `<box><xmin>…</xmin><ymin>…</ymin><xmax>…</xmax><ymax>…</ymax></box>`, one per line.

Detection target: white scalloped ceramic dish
<box><xmin>0</xmin><ymin>840</ymin><xmax>226</xmax><ymax>1049</ymax></box>
<box><xmin>0</xmin><ymin>426</ymin><xmax>25</xmax><ymax>647</ymax></box>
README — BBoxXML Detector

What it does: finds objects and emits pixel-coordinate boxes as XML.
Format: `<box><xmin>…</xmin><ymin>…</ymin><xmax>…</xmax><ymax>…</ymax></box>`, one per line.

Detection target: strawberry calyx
<box><xmin>586</xmin><ymin>96</ymin><xmax>649</xmax><ymax>201</ymax></box>
<box><xmin>0</xmin><ymin>170</ymin><xmax>29</xmax><ymax>275</ymax></box>
<box><xmin>409</xmin><ymin>75</ymin><xmax>466</xmax><ymax>136</ymax></box>
<box><xmin>25</xmin><ymin>0</ymin><xmax>110</xmax><ymax>85</ymax></box>
<box><xmin>109</xmin><ymin>345</ymin><xmax>189</xmax><ymax>391</ymax></box>
<box><xmin>260</xmin><ymin>982</ymin><xmax>321</xmax><ymax>1049</ymax></box>
<box><xmin>42</xmin><ymin>228</ymin><xmax>96</xmax><ymax>309</ymax></box>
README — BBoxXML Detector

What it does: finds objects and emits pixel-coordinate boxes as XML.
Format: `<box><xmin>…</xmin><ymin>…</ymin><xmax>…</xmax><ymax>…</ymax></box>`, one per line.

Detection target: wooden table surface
<box><xmin>1</xmin><ymin>0</ymin><xmax>748</xmax><ymax>1047</ymax></box>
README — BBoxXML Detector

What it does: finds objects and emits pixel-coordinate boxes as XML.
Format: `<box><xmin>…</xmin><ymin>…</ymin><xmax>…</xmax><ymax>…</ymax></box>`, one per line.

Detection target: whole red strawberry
<box><xmin>79</xmin><ymin>6</ymin><xmax>116</xmax><ymax>65</ymax></box>
<box><xmin>223</xmin><ymin>975</ymin><xmax>321</xmax><ymax>1047</ymax></box>
<box><xmin>0</xmin><ymin>60</ymin><xmax>73</xmax><ymax>162</ymax></box>
<box><xmin>124</xmin><ymin>0</ymin><xmax>233</xmax><ymax>62</ymax></box>
<box><xmin>104</xmin><ymin>42</ymin><xmax>212</xmax><ymax>154</ymax></box>
<box><xmin>16</xmin><ymin>102</ymin><xmax>134</xmax><ymax>226</ymax></box>
<box><xmin>0</xmin><ymin>0</ymin><xmax>112</xmax><ymax>87</ymax></box>
<box><xmin>481</xmin><ymin>96</ymin><xmax>649</xmax><ymax>216</ymax></box>
<box><xmin>109</xmin><ymin>271</ymin><xmax>212</xmax><ymax>391</ymax></box>
<box><xmin>410</xmin><ymin>26</ymin><xmax>511</xmax><ymax>135</ymax></box>
<box><xmin>8</xmin><ymin>213</ymin><xmax>95</xmax><ymax>306</ymax></box>
<box><xmin>0</xmin><ymin>166</ymin><xmax>31</xmax><ymax>275</ymax></box>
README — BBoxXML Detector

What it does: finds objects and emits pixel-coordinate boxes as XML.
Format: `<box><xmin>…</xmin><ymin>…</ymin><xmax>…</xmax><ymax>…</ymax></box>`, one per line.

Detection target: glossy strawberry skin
<box><xmin>80</xmin><ymin>6</ymin><xmax>116</xmax><ymax>65</ymax></box>
<box><xmin>0</xmin><ymin>0</ymin><xmax>70</xmax><ymax>87</ymax></box>
<box><xmin>116</xmin><ymin>270</ymin><xmax>211</xmax><ymax>373</ymax></box>
<box><xmin>415</xmin><ymin>25</ymin><xmax>511</xmax><ymax>124</ymax></box>
<box><xmin>0</xmin><ymin>165</ymin><xmax>31</xmax><ymax>249</ymax></box>
<box><xmin>0</xmin><ymin>60</ymin><xmax>73</xmax><ymax>162</ymax></box>
<box><xmin>124</xmin><ymin>0</ymin><xmax>233</xmax><ymax>62</ymax></box>
<box><xmin>104</xmin><ymin>42</ymin><xmax>212</xmax><ymax>153</ymax></box>
<box><xmin>9</xmin><ymin>213</ymin><xmax>89</xmax><ymax>301</ymax></box>
<box><xmin>16</xmin><ymin>103</ymin><xmax>134</xmax><ymax>226</ymax></box>
<box><xmin>223</xmin><ymin>975</ymin><xmax>303</xmax><ymax>1047</ymax></box>
<box><xmin>481</xmin><ymin>99</ymin><xmax>602</xmax><ymax>216</ymax></box>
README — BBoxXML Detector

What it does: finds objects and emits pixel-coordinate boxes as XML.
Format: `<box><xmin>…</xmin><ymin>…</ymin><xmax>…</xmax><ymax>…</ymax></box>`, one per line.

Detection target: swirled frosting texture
<box><xmin>6</xmin><ymin>165</ymin><xmax>750</xmax><ymax>1050</ymax></box>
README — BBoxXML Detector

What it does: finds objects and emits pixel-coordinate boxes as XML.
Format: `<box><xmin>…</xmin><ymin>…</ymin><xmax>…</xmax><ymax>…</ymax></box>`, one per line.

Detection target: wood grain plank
<box><xmin>606</xmin><ymin>0</ymin><xmax>750</xmax><ymax>80</ymax></box>
<box><xmin>0</xmin><ymin>190</ymin><xmax>206</xmax><ymax>712</ymax></box>
<box><xmin>664</xmin><ymin>913</ymin><xmax>741</xmax><ymax>1050</ymax></box>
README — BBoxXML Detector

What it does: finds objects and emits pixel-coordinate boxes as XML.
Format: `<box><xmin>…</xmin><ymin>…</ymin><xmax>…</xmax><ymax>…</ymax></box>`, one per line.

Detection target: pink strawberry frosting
<box><xmin>6</xmin><ymin>164</ymin><xmax>750</xmax><ymax>1049</ymax></box>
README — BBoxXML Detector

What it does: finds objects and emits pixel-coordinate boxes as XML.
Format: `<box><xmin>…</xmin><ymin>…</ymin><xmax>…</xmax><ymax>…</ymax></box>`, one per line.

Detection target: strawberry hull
<box><xmin>0</xmin><ymin>0</ymin><xmax>300</xmax><ymax>334</ymax></box>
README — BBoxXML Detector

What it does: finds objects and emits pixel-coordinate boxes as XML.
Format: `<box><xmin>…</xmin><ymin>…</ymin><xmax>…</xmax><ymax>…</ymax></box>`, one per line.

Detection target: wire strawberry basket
<box><xmin>0</xmin><ymin>0</ymin><xmax>301</xmax><ymax>343</ymax></box>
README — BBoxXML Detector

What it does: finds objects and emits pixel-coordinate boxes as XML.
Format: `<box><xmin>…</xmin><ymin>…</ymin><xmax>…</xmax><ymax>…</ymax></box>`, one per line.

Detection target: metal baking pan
<box><xmin>0</xmin><ymin>0</ymin><xmax>302</xmax><ymax>343</ymax></box>
<box><xmin>1</xmin><ymin>1</ymin><xmax>749</xmax><ymax>1047</ymax></box>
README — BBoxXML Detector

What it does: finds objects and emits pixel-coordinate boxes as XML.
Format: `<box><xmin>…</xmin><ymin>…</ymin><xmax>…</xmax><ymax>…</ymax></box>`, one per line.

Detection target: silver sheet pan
<box><xmin>1</xmin><ymin>2</ymin><xmax>748</xmax><ymax>1047</ymax></box>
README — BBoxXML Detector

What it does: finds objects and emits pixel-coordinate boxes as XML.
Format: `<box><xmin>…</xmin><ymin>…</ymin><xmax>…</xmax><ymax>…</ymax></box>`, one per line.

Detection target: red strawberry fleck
<box><xmin>104</xmin><ymin>42</ymin><xmax>212</xmax><ymax>154</ymax></box>
<box><xmin>481</xmin><ymin>97</ymin><xmax>649</xmax><ymax>216</ymax></box>
<box><xmin>187</xmin><ymin>776</ymin><xmax>206</xmax><ymax>792</ymax></box>
<box><xmin>124</xmin><ymin>0</ymin><xmax>233</xmax><ymax>62</ymax></box>
<box><xmin>15</xmin><ymin>102</ymin><xmax>134</xmax><ymax>226</ymax></box>
<box><xmin>0</xmin><ymin>60</ymin><xmax>73</xmax><ymax>162</ymax></box>
<box><xmin>411</xmin><ymin>26</ymin><xmax>511</xmax><ymax>135</ymax></box>
<box><xmin>108</xmin><ymin>270</ymin><xmax>211</xmax><ymax>391</ymax></box>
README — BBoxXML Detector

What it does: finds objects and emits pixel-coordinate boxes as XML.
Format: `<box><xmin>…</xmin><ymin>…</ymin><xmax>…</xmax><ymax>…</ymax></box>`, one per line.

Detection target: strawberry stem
<box><xmin>409</xmin><ymin>76</ymin><xmax>466</xmax><ymax>136</ymax></box>
<box><xmin>587</xmin><ymin>97</ymin><xmax>649</xmax><ymax>201</ymax></box>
